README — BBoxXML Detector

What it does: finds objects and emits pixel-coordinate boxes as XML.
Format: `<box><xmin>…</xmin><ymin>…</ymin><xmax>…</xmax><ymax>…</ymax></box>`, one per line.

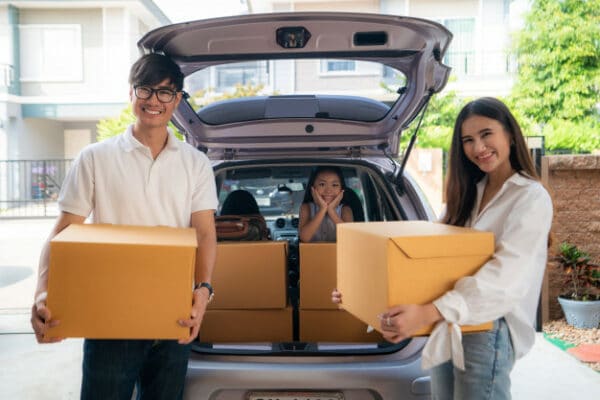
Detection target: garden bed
<box><xmin>543</xmin><ymin>319</ymin><xmax>600</xmax><ymax>372</ymax></box>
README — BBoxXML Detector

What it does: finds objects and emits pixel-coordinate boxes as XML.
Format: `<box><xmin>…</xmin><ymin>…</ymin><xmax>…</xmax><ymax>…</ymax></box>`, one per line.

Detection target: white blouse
<box><xmin>422</xmin><ymin>173</ymin><xmax>553</xmax><ymax>370</ymax></box>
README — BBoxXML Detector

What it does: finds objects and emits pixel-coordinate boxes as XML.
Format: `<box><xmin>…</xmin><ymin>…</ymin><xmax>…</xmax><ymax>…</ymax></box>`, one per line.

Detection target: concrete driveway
<box><xmin>1</xmin><ymin>218</ymin><xmax>598</xmax><ymax>399</ymax></box>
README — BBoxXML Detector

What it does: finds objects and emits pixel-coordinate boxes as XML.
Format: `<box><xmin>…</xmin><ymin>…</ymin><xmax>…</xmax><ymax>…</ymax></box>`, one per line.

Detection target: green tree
<box><xmin>96</xmin><ymin>106</ymin><xmax>184</xmax><ymax>142</ymax></box>
<box><xmin>510</xmin><ymin>0</ymin><xmax>600</xmax><ymax>153</ymax></box>
<box><xmin>409</xmin><ymin>88</ymin><xmax>463</xmax><ymax>152</ymax></box>
<box><xmin>382</xmin><ymin>78</ymin><xmax>463</xmax><ymax>152</ymax></box>
<box><xmin>189</xmin><ymin>83</ymin><xmax>265</xmax><ymax>110</ymax></box>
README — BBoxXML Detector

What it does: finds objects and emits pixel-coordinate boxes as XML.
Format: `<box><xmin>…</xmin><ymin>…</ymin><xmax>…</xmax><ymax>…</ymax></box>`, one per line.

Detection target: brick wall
<box><xmin>542</xmin><ymin>154</ymin><xmax>600</xmax><ymax>320</ymax></box>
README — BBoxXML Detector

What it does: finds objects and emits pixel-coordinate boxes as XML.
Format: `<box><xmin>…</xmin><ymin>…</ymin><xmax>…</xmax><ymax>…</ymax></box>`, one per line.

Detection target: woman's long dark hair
<box><xmin>443</xmin><ymin>97</ymin><xmax>538</xmax><ymax>227</ymax></box>
<box><xmin>302</xmin><ymin>166</ymin><xmax>348</xmax><ymax>204</ymax></box>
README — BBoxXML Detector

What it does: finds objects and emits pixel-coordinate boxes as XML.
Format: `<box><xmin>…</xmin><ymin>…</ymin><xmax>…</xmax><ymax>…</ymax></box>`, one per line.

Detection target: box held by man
<box><xmin>46</xmin><ymin>223</ymin><xmax>196</xmax><ymax>339</ymax></box>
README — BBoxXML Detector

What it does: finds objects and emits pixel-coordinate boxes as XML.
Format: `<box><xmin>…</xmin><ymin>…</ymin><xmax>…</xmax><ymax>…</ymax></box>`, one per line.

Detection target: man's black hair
<box><xmin>128</xmin><ymin>53</ymin><xmax>184</xmax><ymax>91</ymax></box>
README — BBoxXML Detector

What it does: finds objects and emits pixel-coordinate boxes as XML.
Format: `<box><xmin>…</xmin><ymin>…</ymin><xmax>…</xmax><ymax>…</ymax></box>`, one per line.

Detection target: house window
<box><xmin>439</xmin><ymin>18</ymin><xmax>475</xmax><ymax>76</ymax></box>
<box><xmin>19</xmin><ymin>24</ymin><xmax>83</xmax><ymax>82</ymax></box>
<box><xmin>215</xmin><ymin>61</ymin><xmax>269</xmax><ymax>90</ymax></box>
<box><xmin>320</xmin><ymin>60</ymin><xmax>356</xmax><ymax>74</ymax></box>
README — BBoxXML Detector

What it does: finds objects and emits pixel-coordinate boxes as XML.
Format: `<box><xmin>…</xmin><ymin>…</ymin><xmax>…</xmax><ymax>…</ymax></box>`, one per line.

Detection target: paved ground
<box><xmin>1</xmin><ymin>218</ymin><xmax>599</xmax><ymax>399</ymax></box>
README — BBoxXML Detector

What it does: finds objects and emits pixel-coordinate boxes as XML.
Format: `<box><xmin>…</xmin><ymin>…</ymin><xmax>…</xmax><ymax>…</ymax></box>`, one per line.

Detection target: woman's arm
<box><xmin>434</xmin><ymin>184</ymin><xmax>553</xmax><ymax>325</ymax></box>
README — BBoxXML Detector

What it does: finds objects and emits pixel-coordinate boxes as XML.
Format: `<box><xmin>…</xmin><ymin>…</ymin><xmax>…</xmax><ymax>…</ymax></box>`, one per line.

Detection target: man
<box><xmin>30</xmin><ymin>53</ymin><xmax>218</xmax><ymax>399</ymax></box>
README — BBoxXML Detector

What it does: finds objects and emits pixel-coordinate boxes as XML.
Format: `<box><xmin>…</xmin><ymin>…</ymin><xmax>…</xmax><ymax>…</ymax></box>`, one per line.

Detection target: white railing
<box><xmin>0</xmin><ymin>63</ymin><xmax>15</xmax><ymax>88</ymax></box>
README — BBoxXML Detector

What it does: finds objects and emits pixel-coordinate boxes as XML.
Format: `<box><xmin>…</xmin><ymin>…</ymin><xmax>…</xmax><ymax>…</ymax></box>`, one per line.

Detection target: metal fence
<box><xmin>0</xmin><ymin>159</ymin><xmax>73</xmax><ymax>218</ymax></box>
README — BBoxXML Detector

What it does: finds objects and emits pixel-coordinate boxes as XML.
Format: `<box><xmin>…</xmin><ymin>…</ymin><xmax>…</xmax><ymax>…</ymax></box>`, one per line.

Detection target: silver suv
<box><xmin>139</xmin><ymin>12</ymin><xmax>452</xmax><ymax>400</ymax></box>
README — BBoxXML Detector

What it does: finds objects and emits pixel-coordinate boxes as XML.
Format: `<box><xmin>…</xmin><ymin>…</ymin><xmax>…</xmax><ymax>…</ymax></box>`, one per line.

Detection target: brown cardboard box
<box><xmin>46</xmin><ymin>224</ymin><xmax>196</xmax><ymax>339</ymax></box>
<box><xmin>299</xmin><ymin>243</ymin><xmax>338</xmax><ymax>310</ymax></box>
<box><xmin>199</xmin><ymin>307</ymin><xmax>293</xmax><ymax>342</ymax></box>
<box><xmin>337</xmin><ymin>220</ymin><xmax>495</xmax><ymax>336</ymax></box>
<box><xmin>299</xmin><ymin>309</ymin><xmax>383</xmax><ymax>342</ymax></box>
<box><xmin>209</xmin><ymin>242</ymin><xmax>288</xmax><ymax>309</ymax></box>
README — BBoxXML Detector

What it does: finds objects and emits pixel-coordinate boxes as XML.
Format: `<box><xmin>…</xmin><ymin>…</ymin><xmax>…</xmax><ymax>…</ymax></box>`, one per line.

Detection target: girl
<box><xmin>298</xmin><ymin>166</ymin><xmax>354</xmax><ymax>242</ymax></box>
<box><xmin>334</xmin><ymin>97</ymin><xmax>553</xmax><ymax>399</ymax></box>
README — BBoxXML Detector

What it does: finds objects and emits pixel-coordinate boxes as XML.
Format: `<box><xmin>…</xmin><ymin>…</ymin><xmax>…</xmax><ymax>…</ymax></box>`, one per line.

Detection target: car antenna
<box><xmin>395</xmin><ymin>90</ymin><xmax>433</xmax><ymax>194</ymax></box>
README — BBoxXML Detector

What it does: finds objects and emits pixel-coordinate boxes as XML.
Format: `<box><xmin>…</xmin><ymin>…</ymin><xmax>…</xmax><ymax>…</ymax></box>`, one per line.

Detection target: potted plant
<box><xmin>554</xmin><ymin>242</ymin><xmax>600</xmax><ymax>329</ymax></box>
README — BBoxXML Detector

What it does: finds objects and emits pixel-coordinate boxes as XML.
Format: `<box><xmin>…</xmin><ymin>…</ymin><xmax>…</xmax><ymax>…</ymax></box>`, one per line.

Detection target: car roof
<box><xmin>138</xmin><ymin>12</ymin><xmax>452</xmax><ymax>159</ymax></box>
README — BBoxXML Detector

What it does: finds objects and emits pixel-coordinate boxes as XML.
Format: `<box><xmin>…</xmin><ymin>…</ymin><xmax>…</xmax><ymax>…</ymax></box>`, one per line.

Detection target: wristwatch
<box><xmin>194</xmin><ymin>282</ymin><xmax>214</xmax><ymax>303</ymax></box>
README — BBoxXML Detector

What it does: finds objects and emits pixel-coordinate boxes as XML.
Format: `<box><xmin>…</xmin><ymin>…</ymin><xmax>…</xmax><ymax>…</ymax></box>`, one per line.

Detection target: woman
<box><xmin>334</xmin><ymin>97</ymin><xmax>553</xmax><ymax>399</ymax></box>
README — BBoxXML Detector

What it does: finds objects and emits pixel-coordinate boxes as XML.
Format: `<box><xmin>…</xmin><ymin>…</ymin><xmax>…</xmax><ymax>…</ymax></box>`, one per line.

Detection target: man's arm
<box><xmin>32</xmin><ymin>211</ymin><xmax>86</xmax><ymax>343</ymax></box>
<box><xmin>178</xmin><ymin>209</ymin><xmax>217</xmax><ymax>344</ymax></box>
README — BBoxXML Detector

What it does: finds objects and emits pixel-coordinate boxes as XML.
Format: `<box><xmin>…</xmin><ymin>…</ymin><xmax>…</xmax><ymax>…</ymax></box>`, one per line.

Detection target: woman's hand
<box><xmin>331</xmin><ymin>289</ymin><xmax>343</xmax><ymax>309</ymax></box>
<box><xmin>379</xmin><ymin>303</ymin><xmax>442</xmax><ymax>343</ymax></box>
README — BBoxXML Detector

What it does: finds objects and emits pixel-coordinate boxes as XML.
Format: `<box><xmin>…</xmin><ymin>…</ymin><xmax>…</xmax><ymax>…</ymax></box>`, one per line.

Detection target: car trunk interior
<box><xmin>192</xmin><ymin>161</ymin><xmax>412</xmax><ymax>356</ymax></box>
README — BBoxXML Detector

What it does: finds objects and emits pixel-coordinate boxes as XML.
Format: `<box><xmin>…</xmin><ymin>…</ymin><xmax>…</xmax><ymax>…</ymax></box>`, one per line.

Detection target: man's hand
<box><xmin>31</xmin><ymin>296</ymin><xmax>62</xmax><ymax>344</ymax></box>
<box><xmin>178</xmin><ymin>288</ymin><xmax>210</xmax><ymax>344</ymax></box>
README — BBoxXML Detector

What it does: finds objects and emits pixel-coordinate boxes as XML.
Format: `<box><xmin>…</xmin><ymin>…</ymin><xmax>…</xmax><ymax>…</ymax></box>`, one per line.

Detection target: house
<box><xmin>0</xmin><ymin>0</ymin><xmax>170</xmax><ymax>162</ymax></box>
<box><xmin>241</xmin><ymin>0</ymin><xmax>521</xmax><ymax>99</ymax></box>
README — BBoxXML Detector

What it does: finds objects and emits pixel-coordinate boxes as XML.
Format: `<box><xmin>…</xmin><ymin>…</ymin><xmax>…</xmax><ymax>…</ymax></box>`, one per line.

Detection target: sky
<box><xmin>153</xmin><ymin>0</ymin><xmax>249</xmax><ymax>23</ymax></box>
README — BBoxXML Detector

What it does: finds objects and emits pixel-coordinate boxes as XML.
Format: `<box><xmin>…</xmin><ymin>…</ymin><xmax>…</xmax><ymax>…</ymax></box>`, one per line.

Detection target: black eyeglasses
<box><xmin>133</xmin><ymin>85</ymin><xmax>179</xmax><ymax>103</ymax></box>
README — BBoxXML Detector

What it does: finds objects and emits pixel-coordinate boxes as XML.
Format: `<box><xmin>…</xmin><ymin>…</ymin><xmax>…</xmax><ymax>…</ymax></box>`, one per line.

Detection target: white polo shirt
<box><xmin>422</xmin><ymin>173</ymin><xmax>553</xmax><ymax>370</ymax></box>
<box><xmin>58</xmin><ymin>125</ymin><xmax>218</xmax><ymax>228</ymax></box>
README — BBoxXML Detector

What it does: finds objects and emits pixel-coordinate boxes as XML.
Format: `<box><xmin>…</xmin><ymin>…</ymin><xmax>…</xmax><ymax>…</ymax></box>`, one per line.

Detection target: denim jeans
<box><xmin>80</xmin><ymin>339</ymin><xmax>191</xmax><ymax>400</ymax></box>
<box><xmin>430</xmin><ymin>319</ymin><xmax>515</xmax><ymax>400</ymax></box>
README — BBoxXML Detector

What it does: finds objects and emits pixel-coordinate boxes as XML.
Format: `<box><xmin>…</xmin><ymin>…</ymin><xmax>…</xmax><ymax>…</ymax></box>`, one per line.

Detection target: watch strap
<box><xmin>194</xmin><ymin>281</ymin><xmax>214</xmax><ymax>302</ymax></box>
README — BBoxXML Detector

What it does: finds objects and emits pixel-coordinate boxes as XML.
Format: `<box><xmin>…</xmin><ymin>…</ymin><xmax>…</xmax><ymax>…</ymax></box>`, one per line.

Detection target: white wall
<box><xmin>64</xmin><ymin>128</ymin><xmax>93</xmax><ymax>159</ymax></box>
<box><xmin>18</xmin><ymin>8</ymin><xmax>130</xmax><ymax>102</ymax></box>
<box><xmin>381</xmin><ymin>0</ymin><xmax>408</xmax><ymax>15</ymax></box>
<box><xmin>15</xmin><ymin>119</ymin><xmax>64</xmax><ymax>160</ymax></box>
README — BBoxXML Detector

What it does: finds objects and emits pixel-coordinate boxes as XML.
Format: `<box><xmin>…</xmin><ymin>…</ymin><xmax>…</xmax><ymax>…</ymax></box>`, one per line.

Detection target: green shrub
<box><xmin>542</xmin><ymin>118</ymin><xmax>600</xmax><ymax>154</ymax></box>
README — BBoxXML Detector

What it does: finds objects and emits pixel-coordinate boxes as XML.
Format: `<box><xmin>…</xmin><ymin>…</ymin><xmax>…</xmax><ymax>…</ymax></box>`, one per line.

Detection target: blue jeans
<box><xmin>430</xmin><ymin>319</ymin><xmax>515</xmax><ymax>400</ymax></box>
<box><xmin>80</xmin><ymin>339</ymin><xmax>191</xmax><ymax>400</ymax></box>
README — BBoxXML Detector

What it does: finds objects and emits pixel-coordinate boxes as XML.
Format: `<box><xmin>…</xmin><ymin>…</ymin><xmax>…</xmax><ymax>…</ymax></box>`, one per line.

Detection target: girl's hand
<box><xmin>327</xmin><ymin>190</ymin><xmax>344</xmax><ymax>212</ymax></box>
<box><xmin>311</xmin><ymin>187</ymin><xmax>328</xmax><ymax>209</ymax></box>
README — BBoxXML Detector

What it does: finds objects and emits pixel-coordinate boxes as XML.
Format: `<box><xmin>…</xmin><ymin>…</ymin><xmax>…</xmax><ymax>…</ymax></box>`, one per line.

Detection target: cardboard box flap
<box><xmin>53</xmin><ymin>224</ymin><xmax>197</xmax><ymax>247</ymax></box>
<box><xmin>390</xmin><ymin>232</ymin><xmax>494</xmax><ymax>259</ymax></box>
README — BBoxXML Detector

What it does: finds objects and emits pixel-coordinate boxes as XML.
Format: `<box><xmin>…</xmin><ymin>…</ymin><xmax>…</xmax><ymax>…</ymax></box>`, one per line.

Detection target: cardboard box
<box><xmin>337</xmin><ymin>221</ymin><xmax>494</xmax><ymax>336</ymax></box>
<box><xmin>299</xmin><ymin>243</ymin><xmax>338</xmax><ymax>310</ymax></box>
<box><xmin>199</xmin><ymin>307</ymin><xmax>293</xmax><ymax>342</ymax></box>
<box><xmin>208</xmin><ymin>242</ymin><xmax>288</xmax><ymax>309</ymax></box>
<box><xmin>46</xmin><ymin>224</ymin><xmax>196</xmax><ymax>339</ymax></box>
<box><xmin>299</xmin><ymin>309</ymin><xmax>383</xmax><ymax>342</ymax></box>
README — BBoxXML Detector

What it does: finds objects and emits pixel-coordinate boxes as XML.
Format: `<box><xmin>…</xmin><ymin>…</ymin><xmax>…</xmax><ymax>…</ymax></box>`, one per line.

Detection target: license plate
<box><xmin>247</xmin><ymin>391</ymin><xmax>344</xmax><ymax>400</ymax></box>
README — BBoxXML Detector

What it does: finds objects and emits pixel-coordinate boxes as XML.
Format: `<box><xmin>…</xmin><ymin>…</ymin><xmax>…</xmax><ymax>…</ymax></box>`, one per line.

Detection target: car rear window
<box><xmin>185</xmin><ymin>59</ymin><xmax>406</xmax><ymax>125</ymax></box>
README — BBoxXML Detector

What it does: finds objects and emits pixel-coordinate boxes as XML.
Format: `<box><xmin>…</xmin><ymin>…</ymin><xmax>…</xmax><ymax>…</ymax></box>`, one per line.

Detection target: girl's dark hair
<box><xmin>443</xmin><ymin>97</ymin><xmax>538</xmax><ymax>226</ymax></box>
<box><xmin>302</xmin><ymin>166</ymin><xmax>348</xmax><ymax>204</ymax></box>
<box><xmin>128</xmin><ymin>53</ymin><xmax>184</xmax><ymax>91</ymax></box>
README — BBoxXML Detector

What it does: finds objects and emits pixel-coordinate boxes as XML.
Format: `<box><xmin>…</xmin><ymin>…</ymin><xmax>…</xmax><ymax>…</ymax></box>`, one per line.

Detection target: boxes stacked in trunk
<box><xmin>201</xmin><ymin>242</ymin><xmax>292</xmax><ymax>342</ymax></box>
<box><xmin>299</xmin><ymin>243</ymin><xmax>383</xmax><ymax>342</ymax></box>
